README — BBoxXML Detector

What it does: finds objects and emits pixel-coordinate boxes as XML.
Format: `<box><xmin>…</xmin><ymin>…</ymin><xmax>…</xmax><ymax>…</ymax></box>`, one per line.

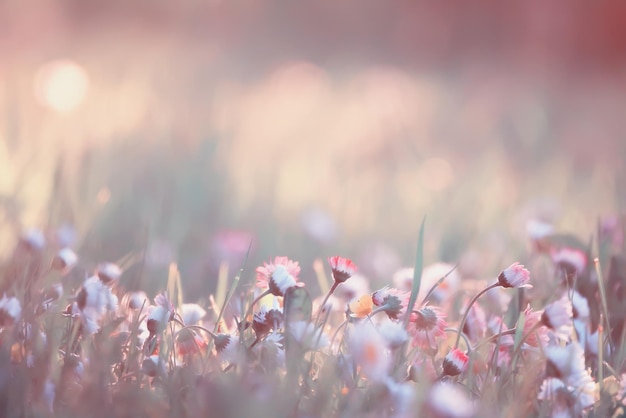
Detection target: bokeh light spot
<box><xmin>33</xmin><ymin>60</ymin><xmax>89</xmax><ymax>113</ymax></box>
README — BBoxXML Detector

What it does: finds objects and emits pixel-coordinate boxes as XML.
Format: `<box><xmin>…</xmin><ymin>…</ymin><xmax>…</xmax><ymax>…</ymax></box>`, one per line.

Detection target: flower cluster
<box><xmin>1</xmin><ymin>227</ymin><xmax>623</xmax><ymax>418</ymax></box>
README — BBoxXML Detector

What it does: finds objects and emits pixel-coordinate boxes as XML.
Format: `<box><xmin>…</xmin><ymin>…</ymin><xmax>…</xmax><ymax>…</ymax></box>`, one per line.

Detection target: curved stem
<box><xmin>316</xmin><ymin>281</ymin><xmax>340</xmax><ymax>321</ymax></box>
<box><xmin>242</xmin><ymin>289</ymin><xmax>271</xmax><ymax>332</ymax></box>
<box><xmin>330</xmin><ymin>319</ymin><xmax>348</xmax><ymax>353</ymax></box>
<box><xmin>454</xmin><ymin>283</ymin><xmax>499</xmax><ymax>348</ymax></box>
<box><xmin>510</xmin><ymin>321</ymin><xmax>542</xmax><ymax>365</ymax></box>
<box><xmin>445</xmin><ymin>327</ymin><xmax>472</xmax><ymax>355</ymax></box>
<box><xmin>473</xmin><ymin>328</ymin><xmax>517</xmax><ymax>350</ymax></box>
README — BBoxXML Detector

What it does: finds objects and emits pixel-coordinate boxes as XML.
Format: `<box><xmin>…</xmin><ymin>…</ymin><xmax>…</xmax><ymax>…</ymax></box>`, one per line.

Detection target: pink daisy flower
<box><xmin>522</xmin><ymin>304</ymin><xmax>549</xmax><ymax>348</ymax></box>
<box><xmin>256</xmin><ymin>257</ymin><xmax>301</xmax><ymax>297</ymax></box>
<box><xmin>442</xmin><ymin>348</ymin><xmax>469</xmax><ymax>377</ymax></box>
<box><xmin>176</xmin><ymin>329</ymin><xmax>207</xmax><ymax>356</ymax></box>
<box><xmin>497</xmin><ymin>262</ymin><xmax>532</xmax><ymax>289</ymax></box>
<box><xmin>147</xmin><ymin>292</ymin><xmax>175</xmax><ymax>335</ymax></box>
<box><xmin>327</xmin><ymin>256</ymin><xmax>357</xmax><ymax>283</ymax></box>
<box><xmin>371</xmin><ymin>286</ymin><xmax>410</xmax><ymax>320</ymax></box>
<box><xmin>541</xmin><ymin>295</ymin><xmax>573</xmax><ymax>341</ymax></box>
<box><xmin>551</xmin><ymin>247</ymin><xmax>587</xmax><ymax>276</ymax></box>
<box><xmin>408</xmin><ymin>305</ymin><xmax>447</xmax><ymax>350</ymax></box>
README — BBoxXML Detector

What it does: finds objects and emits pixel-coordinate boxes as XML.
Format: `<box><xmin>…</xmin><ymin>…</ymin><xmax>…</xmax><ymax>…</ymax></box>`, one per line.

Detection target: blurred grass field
<box><xmin>2</xmin><ymin>1</ymin><xmax>626</xmax><ymax>297</ymax></box>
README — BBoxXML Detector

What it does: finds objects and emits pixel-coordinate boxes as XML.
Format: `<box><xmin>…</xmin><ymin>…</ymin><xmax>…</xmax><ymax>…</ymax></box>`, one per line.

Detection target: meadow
<box><xmin>2</xmin><ymin>3</ymin><xmax>626</xmax><ymax>417</ymax></box>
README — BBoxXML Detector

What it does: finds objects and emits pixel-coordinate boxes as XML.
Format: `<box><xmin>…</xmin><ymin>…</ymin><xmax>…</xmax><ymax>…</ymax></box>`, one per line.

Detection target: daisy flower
<box><xmin>180</xmin><ymin>303</ymin><xmax>207</xmax><ymax>325</ymax></box>
<box><xmin>497</xmin><ymin>262</ymin><xmax>532</xmax><ymax>289</ymax></box>
<box><xmin>408</xmin><ymin>305</ymin><xmax>447</xmax><ymax>350</ymax></box>
<box><xmin>176</xmin><ymin>329</ymin><xmax>207</xmax><ymax>356</ymax></box>
<box><xmin>425</xmin><ymin>382</ymin><xmax>475</xmax><ymax>418</ymax></box>
<box><xmin>214</xmin><ymin>333</ymin><xmax>240</xmax><ymax>364</ymax></box>
<box><xmin>96</xmin><ymin>262</ymin><xmax>123</xmax><ymax>285</ymax></box>
<box><xmin>328</xmin><ymin>256</ymin><xmax>357</xmax><ymax>283</ymax></box>
<box><xmin>142</xmin><ymin>355</ymin><xmax>166</xmax><ymax>377</ymax></box>
<box><xmin>348</xmin><ymin>294</ymin><xmax>374</xmax><ymax>319</ymax></box>
<box><xmin>348</xmin><ymin>322</ymin><xmax>390</xmax><ymax>382</ymax></box>
<box><xmin>377</xmin><ymin>320</ymin><xmax>409</xmax><ymax>349</ymax></box>
<box><xmin>371</xmin><ymin>286</ymin><xmax>410</xmax><ymax>320</ymax></box>
<box><xmin>521</xmin><ymin>304</ymin><xmax>549</xmax><ymax>348</ymax></box>
<box><xmin>551</xmin><ymin>247</ymin><xmax>587</xmax><ymax>277</ymax></box>
<box><xmin>544</xmin><ymin>342</ymin><xmax>597</xmax><ymax>410</ymax></box>
<box><xmin>147</xmin><ymin>292</ymin><xmax>175</xmax><ymax>335</ymax></box>
<box><xmin>51</xmin><ymin>248</ymin><xmax>78</xmax><ymax>273</ymax></box>
<box><xmin>442</xmin><ymin>348</ymin><xmax>469</xmax><ymax>377</ymax></box>
<box><xmin>0</xmin><ymin>294</ymin><xmax>22</xmax><ymax>326</ymax></box>
<box><xmin>541</xmin><ymin>294</ymin><xmax>573</xmax><ymax>341</ymax></box>
<box><xmin>252</xmin><ymin>306</ymin><xmax>283</xmax><ymax>338</ymax></box>
<box><xmin>256</xmin><ymin>257</ymin><xmax>301</xmax><ymax>297</ymax></box>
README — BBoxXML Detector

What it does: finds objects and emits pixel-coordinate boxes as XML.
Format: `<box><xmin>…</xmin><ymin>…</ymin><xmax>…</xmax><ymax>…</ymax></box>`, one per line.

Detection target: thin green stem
<box><xmin>454</xmin><ymin>283</ymin><xmax>499</xmax><ymax>348</ymax></box>
<box><xmin>510</xmin><ymin>321</ymin><xmax>542</xmax><ymax>366</ymax></box>
<box><xmin>316</xmin><ymin>281</ymin><xmax>340</xmax><ymax>322</ymax></box>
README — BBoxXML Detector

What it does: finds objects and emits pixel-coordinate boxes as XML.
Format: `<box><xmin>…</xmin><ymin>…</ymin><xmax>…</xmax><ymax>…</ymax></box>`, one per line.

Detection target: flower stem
<box><xmin>510</xmin><ymin>321</ymin><xmax>542</xmax><ymax>366</ymax></box>
<box><xmin>317</xmin><ymin>281</ymin><xmax>340</xmax><ymax>320</ymax></box>
<box><xmin>242</xmin><ymin>289</ymin><xmax>271</xmax><ymax>331</ymax></box>
<box><xmin>454</xmin><ymin>283</ymin><xmax>499</xmax><ymax>348</ymax></box>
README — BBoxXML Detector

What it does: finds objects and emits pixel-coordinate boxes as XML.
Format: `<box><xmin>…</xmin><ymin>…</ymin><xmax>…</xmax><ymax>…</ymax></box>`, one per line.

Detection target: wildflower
<box><xmin>541</xmin><ymin>295</ymin><xmax>573</xmax><ymax>341</ymax></box>
<box><xmin>51</xmin><ymin>248</ymin><xmax>78</xmax><ymax>273</ymax></box>
<box><xmin>348</xmin><ymin>294</ymin><xmax>374</xmax><ymax>318</ymax></box>
<box><xmin>252</xmin><ymin>306</ymin><xmax>283</xmax><ymax>338</ymax></box>
<box><xmin>442</xmin><ymin>348</ymin><xmax>469</xmax><ymax>377</ymax></box>
<box><xmin>142</xmin><ymin>355</ymin><xmax>165</xmax><ymax>377</ymax></box>
<box><xmin>348</xmin><ymin>322</ymin><xmax>390</xmax><ymax>382</ymax></box>
<box><xmin>551</xmin><ymin>247</ymin><xmax>587</xmax><ymax>276</ymax></box>
<box><xmin>526</xmin><ymin>219</ymin><xmax>555</xmax><ymax>241</ymax></box>
<box><xmin>124</xmin><ymin>291</ymin><xmax>149</xmax><ymax>310</ymax></box>
<box><xmin>76</xmin><ymin>276</ymin><xmax>118</xmax><ymax>314</ymax></box>
<box><xmin>371</xmin><ymin>286</ymin><xmax>410</xmax><ymax>320</ymax></box>
<box><xmin>0</xmin><ymin>294</ymin><xmax>22</xmax><ymax>326</ymax></box>
<box><xmin>96</xmin><ymin>262</ymin><xmax>122</xmax><ymax>285</ymax></box>
<box><xmin>328</xmin><ymin>256</ymin><xmax>357</xmax><ymax>283</ymax></box>
<box><xmin>571</xmin><ymin>291</ymin><xmax>590</xmax><ymax>347</ymax></box>
<box><xmin>147</xmin><ymin>292</ymin><xmax>175</xmax><ymax>335</ymax></box>
<box><xmin>72</xmin><ymin>276</ymin><xmax>119</xmax><ymax>333</ymax></box>
<box><xmin>425</xmin><ymin>382</ymin><xmax>475</xmax><ymax>418</ymax></box>
<box><xmin>383</xmin><ymin>378</ymin><xmax>415</xmax><ymax>417</ymax></box>
<box><xmin>256</xmin><ymin>256</ymin><xmax>301</xmax><ymax>297</ymax></box>
<box><xmin>521</xmin><ymin>304</ymin><xmax>549</xmax><ymax>347</ymax></box>
<box><xmin>289</xmin><ymin>321</ymin><xmax>329</xmax><ymax>351</ymax></box>
<box><xmin>497</xmin><ymin>262</ymin><xmax>532</xmax><ymax>288</ymax></box>
<box><xmin>21</xmin><ymin>228</ymin><xmax>45</xmax><ymax>251</ymax></box>
<box><xmin>408</xmin><ymin>305</ymin><xmax>447</xmax><ymax>350</ymax></box>
<box><xmin>214</xmin><ymin>333</ymin><xmax>240</xmax><ymax>363</ymax></box>
<box><xmin>545</xmin><ymin>342</ymin><xmax>597</xmax><ymax>409</ymax></box>
<box><xmin>176</xmin><ymin>329</ymin><xmax>207</xmax><ymax>356</ymax></box>
<box><xmin>256</xmin><ymin>330</ymin><xmax>285</xmax><ymax>369</ymax></box>
<box><xmin>537</xmin><ymin>378</ymin><xmax>575</xmax><ymax>417</ymax></box>
<box><xmin>377</xmin><ymin>320</ymin><xmax>409</xmax><ymax>349</ymax></box>
<box><xmin>181</xmin><ymin>303</ymin><xmax>207</xmax><ymax>325</ymax></box>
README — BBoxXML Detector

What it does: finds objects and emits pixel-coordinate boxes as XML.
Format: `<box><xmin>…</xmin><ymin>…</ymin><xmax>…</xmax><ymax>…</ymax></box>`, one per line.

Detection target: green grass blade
<box><xmin>403</xmin><ymin>216</ymin><xmax>425</xmax><ymax>327</ymax></box>
<box><xmin>213</xmin><ymin>240</ymin><xmax>253</xmax><ymax>334</ymax></box>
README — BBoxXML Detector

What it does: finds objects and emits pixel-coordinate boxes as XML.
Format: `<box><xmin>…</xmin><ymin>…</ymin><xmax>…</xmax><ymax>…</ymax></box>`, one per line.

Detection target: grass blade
<box><xmin>403</xmin><ymin>216</ymin><xmax>426</xmax><ymax>327</ymax></box>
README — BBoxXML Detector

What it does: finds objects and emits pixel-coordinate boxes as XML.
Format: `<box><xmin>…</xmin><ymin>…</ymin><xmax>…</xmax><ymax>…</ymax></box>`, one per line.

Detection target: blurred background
<box><xmin>2</xmin><ymin>1</ymin><xmax>626</xmax><ymax>297</ymax></box>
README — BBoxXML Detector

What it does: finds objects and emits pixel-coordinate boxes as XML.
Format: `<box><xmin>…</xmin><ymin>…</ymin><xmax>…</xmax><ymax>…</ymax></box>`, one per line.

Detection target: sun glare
<box><xmin>33</xmin><ymin>60</ymin><xmax>89</xmax><ymax>113</ymax></box>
